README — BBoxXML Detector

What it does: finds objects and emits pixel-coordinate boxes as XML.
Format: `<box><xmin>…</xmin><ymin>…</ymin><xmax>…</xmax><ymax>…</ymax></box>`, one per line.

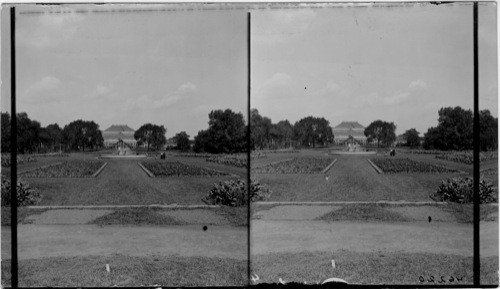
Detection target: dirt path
<box><xmin>2</xmin><ymin>224</ymin><xmax>247</xmax><ymax>260</ymax></box>
<box><xmin>250</xmin><ymin>220</ymin><xmax>495</xmax><ymax>257</ymax></box>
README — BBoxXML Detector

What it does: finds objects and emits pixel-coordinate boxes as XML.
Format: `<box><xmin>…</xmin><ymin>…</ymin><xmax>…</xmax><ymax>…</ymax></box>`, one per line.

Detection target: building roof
<box><xmin>104</xmin><ymin>125</ymin><xmax>135</xmax><ymax>132</ymax></box>
<box><xmin>333</xmin><ymin>121</ymin><xmax>365</xmax><ymax>130</ymax></box>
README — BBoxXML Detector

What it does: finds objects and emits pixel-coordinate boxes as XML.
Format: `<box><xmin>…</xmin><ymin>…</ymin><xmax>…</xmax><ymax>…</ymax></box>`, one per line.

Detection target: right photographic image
<box><xmin>249</xmin><ymin>3</ymin><xmax>498</xmax><ymax>285</ymax></box>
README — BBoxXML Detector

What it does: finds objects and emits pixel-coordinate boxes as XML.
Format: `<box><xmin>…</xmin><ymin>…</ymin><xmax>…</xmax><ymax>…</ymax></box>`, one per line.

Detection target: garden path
<box><xmin>2</xmin><ymin>224</ymin><xmax>247</xmax><ymax>260</ymax></box>
<box><xmin>251</xmin><ymin>220</ymin><xmax>497</xmax><ymax>257</ymax></box>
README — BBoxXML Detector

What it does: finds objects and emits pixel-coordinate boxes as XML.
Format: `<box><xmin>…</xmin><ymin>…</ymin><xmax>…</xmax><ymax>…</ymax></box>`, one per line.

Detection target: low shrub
<box><xmin>1</xmin><ymin>155</ymin><xmax>38</xmax><ymax>167</ymax></box>
<box><xmin>203</xmin><ymin>179</ymin><xmax>271</xmax><ymax>207</ymax></box>
<box><xmin>432</xmin><ymin>176</ymin><xmax>497</xmax><ymax>204</ymax></box>
<box><xmin>1</xmin><ymin>179</ymin><xmax>41</xmax><ymax>206</ymax></box>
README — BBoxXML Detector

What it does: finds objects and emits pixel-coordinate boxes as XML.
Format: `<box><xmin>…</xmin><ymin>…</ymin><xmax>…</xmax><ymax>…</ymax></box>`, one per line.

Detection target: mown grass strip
<box><xmin>322</xmin><ymin>158</ymin><xmax>337</xmax><ymax>174</ymax></box>
<box><xmin>18</xmin><ymin>162</ymin><xmax>63</xmax><ymax>175</ymax></box>
<box><xmin>367</xmin><ymin>159</ymin><xmax>383</xmax><ymax>174</ymax></box>
<box><xmin>137</xmin><ymin>162</ymin><xmax>154</xmax><ymax>177</ymax></box>
<box><xmin>92</xmin><ymin>162</ymin><xmax>108</xmax><ymax>178</ymax></box>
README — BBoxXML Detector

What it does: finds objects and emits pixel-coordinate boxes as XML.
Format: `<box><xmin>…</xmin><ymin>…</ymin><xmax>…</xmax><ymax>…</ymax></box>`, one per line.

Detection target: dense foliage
<box><xmin>253</xmin><ymin>157</ymin><xmax>335</xmax><ymax>174</ymax></box>
<box><xmin>432</xmin><ymin>177</ymin><xmax>497</xmax><ymax>203</ymax></box>
<box><xmin>142</xmin><ymin>161</ymin><xmax>229</xmax><ymax>177</ymax></box>
<box><xmin>1</xmin><ymin>179</ymin><xmax>41</xmax><ymax>206</ymax></box>
<box><xmin>173</xmin><ymin>131</ymin><xmax>190</xmax><ymax>151</ymax></box>
<box><xmin>402</xmin><ymin>128</ymin><xmax>420</xmax><ymax>147</ymax></box>
<box><xmin>21</xmin><ymin>161</ymin><xmax>104</xmax><ymax>178</ymax></box>
<box><xmin>63</xmin><ymin>120</ymin><xmax>104</xmax><ymax>152</ymax></box>
<box><xmin>371</xmin><ymin>158</ymin><xmax>457</xmax><ymax>173</ymax></box>
<box><xmin>364</xmin><ymin>120</ymin><xmax>397</xmax><ymax>147</ymax></box>
<box><xmin>193</xmin><ymin>109</ymin><xmax>246</xmax><ymax>154</ymax></box>
<box><xmin>134</xmin><ymin>123</ymin><xmax>167</xmax><ymax>151</ymax></box>
<box><xmin>422</xmin><ymin>106</ymin><xmax>497</xmax><ymax>151</ymax></box>
<box><xmin>293</xmin><ymin>116</ymin><xmax>334</xmax><ymax>148</ymax></box>
<box><xmin>202</xmin><ymin>179</ymin><xmax>271</xmax><ymax>206</ymax></box>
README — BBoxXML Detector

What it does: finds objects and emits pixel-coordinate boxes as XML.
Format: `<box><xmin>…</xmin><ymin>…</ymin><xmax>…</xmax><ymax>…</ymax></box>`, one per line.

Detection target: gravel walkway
<box><xmin>386</xmin><ymin>206</ymin><xmax>456</xmax><ymax>222</ymax></box>
<box><xmin>25</xmin><ymin>209</ymin><xmax>113</xmax><ymax>225</ymax></box>
<box><xmin>160</xmin><ymin>209</ymin><xmax>231</xmax><ymax>225</ymax></box>
<box><xmin>254</xmin><ymin>205</ymin><xmax>340</xmax><ymax>220</ymax></box>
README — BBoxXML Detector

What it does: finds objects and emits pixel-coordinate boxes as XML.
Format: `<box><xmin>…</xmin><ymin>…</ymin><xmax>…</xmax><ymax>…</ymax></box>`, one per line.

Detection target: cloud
<box><xmin>121</xmin><ymin>82</ymin><xmax>197</xmax><ymax>112</ymax></box>
<box><xmin>383</xmin><ymin>91</ymin><xmax>410</xmax><ymax>105</ymax></box>
<box><xmin>84</xmin><ymin>84</ymin><xmax>112</xmax><ymax>99</ymax></box>
<box><xmin>23</xmin><ymin>76</ymin><xmax>62</xmax><ymax>103</ymax></box>
<box><xmin>177</xmin><ymin>82</ymin><xmax>197</xmax><ymax>94</ymax></box>
<box><xmin>409</xmin><ymin>80</ymin><xmax>428</xmax><ymax>90</ymax></box>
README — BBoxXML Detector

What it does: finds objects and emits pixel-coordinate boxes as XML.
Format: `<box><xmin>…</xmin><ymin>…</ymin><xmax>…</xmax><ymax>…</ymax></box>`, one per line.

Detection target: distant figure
<box><xmin>390</xmin><ymin>149</ymin><xmax>396</xmax><ymax>157</ymax></box>
<box><xmin>160</xmin><ymin>152</ymin><xmax>166</xmax><ymax>160</ymax></box>
<box><xmin>428</xmin><ymin>216</ymin><xmax>432</xmax><ymax>223</ymax></box>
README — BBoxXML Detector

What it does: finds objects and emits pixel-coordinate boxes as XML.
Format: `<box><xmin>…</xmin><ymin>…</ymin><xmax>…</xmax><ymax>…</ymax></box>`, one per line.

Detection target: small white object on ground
<box><xmin>251</xmin><ymin>274</ymin><xmax>260</xmax><ymax>282</ymax></box>
<box><xmin>322</xmin><ymin>277</ymin><xmax>348</xmax><ymax>285</ymax></box>
<box><xmin>106</xmin><ymin>264</ymin><xmax>110</xmax><ymax>273</ymax></box>
<box><xmin>331</xmin><ymin>259</ymin><xmax>336</xmax><ymax>269</ymax></box>
<box><xmin>278</xmin><ymin>278</ymin><xmax>286</xmax><ymax>284</ymax></box>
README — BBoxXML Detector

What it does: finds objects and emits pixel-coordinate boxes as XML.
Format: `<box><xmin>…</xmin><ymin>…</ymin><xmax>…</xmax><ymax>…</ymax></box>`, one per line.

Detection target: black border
<box><xmin>10</xmin><ymin>6</ymin><xmax>19</xmax><ymax>289</ymax></box>
<box><xmin>472</xmin><ymin>1</ymin><xmax>480</xmax><ymax>286</ymax></box>
<box><xmin>5</xmin><ymin>2</ymin><xmax>492</xmax><ymax>288</ymax></box>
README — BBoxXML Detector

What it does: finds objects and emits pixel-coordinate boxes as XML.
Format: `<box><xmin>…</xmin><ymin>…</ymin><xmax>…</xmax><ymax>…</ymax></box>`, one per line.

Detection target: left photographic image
<box><xmin>1</xmin><ymin>4</ymin><xmax>249</xmax><ymax>286</ymax></box>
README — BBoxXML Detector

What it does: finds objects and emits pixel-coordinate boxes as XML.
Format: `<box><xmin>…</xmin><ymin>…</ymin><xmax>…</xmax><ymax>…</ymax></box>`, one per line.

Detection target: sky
<box><xmin>251</xmin><ymin>2</ymin><xmax>498</xmax><ymax>136</ymax></box>
<box><xmin>1</xmin><ymin>4</ymin><xmax>247</xmax><ymax>138</ymax></box>
<box><xmin>0</xmin><ymin>3</ymin><xmax>497</xmax><ymax>139</ymax></box>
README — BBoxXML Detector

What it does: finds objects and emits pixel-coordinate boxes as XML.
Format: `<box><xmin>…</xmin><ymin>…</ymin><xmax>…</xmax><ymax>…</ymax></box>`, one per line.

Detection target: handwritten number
<box><xmin>427</xmin><ymin>275</ymin><xmax>435</xmax><ymax>282</ymax></box>
<box><xmin>456</xmin><ymin>276</ymin><xmax>463</xmax><ymax>281</ymax></box>
<box><xmin>438</xmin><ymin>276</ymin><xmax>446</xmax><ymax>283</ymax></box>
<box><xmin>449</xmin><ymin>276</ymin><xmax>454</xmax><ymax>282</ymax></box>
<box><xmin>419</xmin><ymin>276</ymin><xmax>425</xmax><ymax>283</ymax></box>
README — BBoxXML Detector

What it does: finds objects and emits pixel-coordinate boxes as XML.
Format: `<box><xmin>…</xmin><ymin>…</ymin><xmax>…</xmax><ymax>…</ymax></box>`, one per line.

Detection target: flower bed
<box><xmin>20</xmin><ymin>161</ymin><xmax>104</xmax><ymax>178</ymax></box>
<box><xmin>252</xmin><ymin>157</ymin><xmax>335</xmax><ymax>174</ymax></box>
<box><xmin>141</xmin><ymin>161</ymin><xmax>230</xmax><ymax>177</ymax></box>
<box><xmin>1</xmin><ymin>154</ymin><xmax>38</xmax><ymax>167</ymax></box>
<box><xmin>370</xmin><ymin>158</ymin><xmax>457</xmax><ymax>174</ymax></box>
<box><xmin>205</xmin><ymin>152</ymin><xmax>267</xmax><ymax>168</ymax></box>
<box><xmin>435</xmin><ymin>151</ymin><xmax>497</xmax><ymax>165</ymax></box>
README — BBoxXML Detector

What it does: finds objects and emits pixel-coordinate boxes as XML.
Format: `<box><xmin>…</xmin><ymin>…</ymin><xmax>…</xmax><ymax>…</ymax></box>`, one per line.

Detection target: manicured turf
<box><xmin>90</xmin><ymin>208</ymin><xmax>184</xmax><ymax>226</ymax></box>
<box><xmin>251</xmin><ymin>251</ymin><xmax>498</xmax><ymax>285</ymax></box>
<box><xmin>316</xmin><ymin>204</ymin><xmax>411</xmax><ymax>222</ymax></box>
<box><xmin>252</xmin><ymin>150</ymin><xmax>471</xmax><ymax>202</ymax></box>
<box><xmin>1</xmin><ymin>254</ymin><xmax>247</xmax><ymax>287</ymax></box>
<box><xmin>89</xmin><ymin>207</ymin><xmax>248</xmax><ymax>227</ymax></box>
<box><xmin>20</xmin><ymin>156</ymin><xmax>241</xmax><ymax>205</ymax></box>
<box><xmin>1</xmin><ymin>207</ymin><xmax>48</xmax><ymax>225</ymax></box>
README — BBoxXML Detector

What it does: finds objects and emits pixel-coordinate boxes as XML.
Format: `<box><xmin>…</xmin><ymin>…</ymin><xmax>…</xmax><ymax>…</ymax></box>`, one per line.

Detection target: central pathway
<box><xmin>2</xmin><ymin>224</ymin><xmax>247</xmax><ymax>260</ymax></box>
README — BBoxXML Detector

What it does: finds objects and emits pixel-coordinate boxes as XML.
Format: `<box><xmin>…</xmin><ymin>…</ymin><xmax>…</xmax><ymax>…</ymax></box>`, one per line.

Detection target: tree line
<box><xmin>1</xmin><ymin>105</ymin><xmax>497</xmax><ymax>154</ymax></box>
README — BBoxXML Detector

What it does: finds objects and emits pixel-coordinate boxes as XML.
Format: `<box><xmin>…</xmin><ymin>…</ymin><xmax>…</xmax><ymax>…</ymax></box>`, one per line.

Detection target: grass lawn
<box><xmin>20</xmin><ymin>156</ymin><xmax>242</xmax><ymax>205</ymax></box>
<box><xmin>1</xmin><ymin>207</ymin><xmax>49</xmax><ymax>225</ymax></box>
<box><xmin>252</xmin><ymin>151</ymin><xmax>472</xmax><ymax>202</ymax></box>
<box><xmin>251</xmin><ymin>250</ymin><xmax>498</xmax><ymax>285</ymax></box>
<box><xmin>89</xmin><ymin>206</ymin><xmax>248</xmax><ymax>227</ymax></box>
<box><xmin>1</xmin><ymin>254</ymin><xmax>247</xmax><ymax>287</ymax></box>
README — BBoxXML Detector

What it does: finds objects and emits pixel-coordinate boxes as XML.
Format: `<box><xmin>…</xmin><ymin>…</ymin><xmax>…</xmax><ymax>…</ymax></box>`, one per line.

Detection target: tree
<box><xmin>403</xmin><ymin>128</ymin><xmax>420</xmax><ymax>147</ymax></box>
<box><xmin>364</xmin><ymin>120</ymin><xmax>396</xmax><ymax>147</ymax></box>
<box><xmin>39</xmin><ymin>123</ymin><xmax>63</xmax><ymax>152</ymax></box>
<box><xmin>479</xmin><ymin>110</ymin><xmax>498</xmax><ymax>151</ymax></box>
<box><xmin>174</xmin><ymin>131</ymin><xmax>190</xmax><ymax>151</ymax></box>
<box><xmin>423</xmin><ymin>106</ymin><xmax>473</xmax><ymax>150</ymax></box>
<box><xmin>193</xmin><ymin>109</ymin><xmax>246</xmax><ymax>153</ymax></box>
<box><xmin>17</xmin><ymin>112</ymin><xmax>42</xmax><ymax>153</ymax></box>
<box><xmin>275</xmin><ymin>120</ymin><xmax>294</xmax><ymax>149</ymax></box>
<box><xmin>63</xmin><ymin>120</ymin><xmax>103</xmax><ymax>152</ymax></box>
<box><xmin>1</xmin><ymin>112</ymin><xmax>11</xmax><ymax>153</ymax></box>
<box><xmin>250</xmin><ymin>109</ymin><xmax>272</xmax><ymax>150</ymax></box>
<box><xmin>293</xmin><ymin>116</ymin><xmax>334</xmax><ymax>148</ymax></box>
<box><xmin>134</xmin><ymin>123</ymin><xmax>167</xmax><ymax>151</ymax></box>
